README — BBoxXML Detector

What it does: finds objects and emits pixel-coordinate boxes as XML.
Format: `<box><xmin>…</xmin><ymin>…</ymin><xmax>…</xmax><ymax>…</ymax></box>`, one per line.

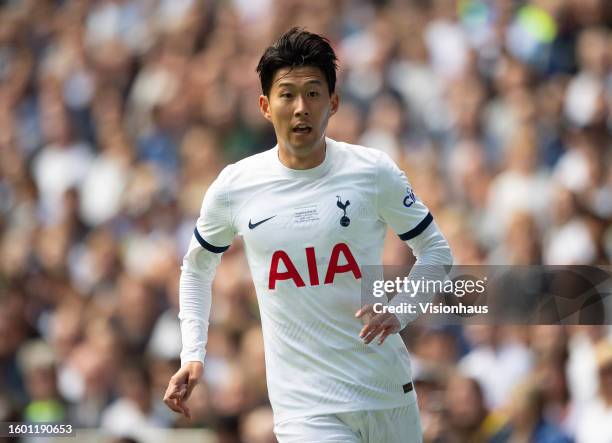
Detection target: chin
<box><xmin>292</xmin><ymin>133</ymin><xmax>321</xmax><ymax>147</ymax></box>
<box><xmin>287</xmin><ymin>138</ymin><xmax>315</xmax><ymax>152</ymax></box>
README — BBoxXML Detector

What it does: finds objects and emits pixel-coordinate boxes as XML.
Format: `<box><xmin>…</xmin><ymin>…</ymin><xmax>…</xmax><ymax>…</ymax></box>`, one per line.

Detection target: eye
<box><xmin>308</xmin><ymin>91</ymin><xmax>320</xmax><ymax>97</ymax></box>
<box><xmin>280</xmin><ymin>92</ymin><xmax>292</xmax><ymax>99</ymax></box>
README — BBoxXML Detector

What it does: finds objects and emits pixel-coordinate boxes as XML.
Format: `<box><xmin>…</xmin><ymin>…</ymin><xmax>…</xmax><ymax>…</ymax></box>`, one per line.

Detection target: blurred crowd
<box><xmin>0</xmin><ymin>0</ymin><xmax>611</xmax><ymax>442</ymax></box>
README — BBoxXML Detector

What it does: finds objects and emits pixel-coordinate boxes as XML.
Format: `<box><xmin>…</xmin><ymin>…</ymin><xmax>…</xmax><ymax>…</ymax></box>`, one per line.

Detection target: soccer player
<box><xmin>164</xmin><ymin>28</ymin><xmax>452</xmax><ymax>442</ymax></box>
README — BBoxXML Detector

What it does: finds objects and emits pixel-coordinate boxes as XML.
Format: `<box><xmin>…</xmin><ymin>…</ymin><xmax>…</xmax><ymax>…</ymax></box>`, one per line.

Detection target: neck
<box><xmin>278</xmin><ymin>139</ymin><xmax>326</xmax><ymax>170</ymax></box>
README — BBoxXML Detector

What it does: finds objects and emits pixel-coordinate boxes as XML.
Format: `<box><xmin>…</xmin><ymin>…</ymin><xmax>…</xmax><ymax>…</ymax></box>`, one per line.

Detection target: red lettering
<box><xmin>268</xmin><ymin>250</ymin><xmax>306</xmax><ymax>290</ymax></box>
<box><xmin>324</xmin><ymin>243</ymin><xmax>362</xmax><ymax>284</ymax></box>
<box><xmin>305</xmin><ymin>247</ymin><xmax>319</xmax><ymax>286</ymax></box>
<box><xmin>268</xmin><ymin>244</ymin><xmax>361</xmax><ymax>289</ymax></box>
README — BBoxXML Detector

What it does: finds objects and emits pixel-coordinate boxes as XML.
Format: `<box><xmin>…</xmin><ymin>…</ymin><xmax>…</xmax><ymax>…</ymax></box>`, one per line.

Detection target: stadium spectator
<box><xmin>575</xmin><ymin>340</ymin><xmax>612</xmax><ymax>443</ymax></box>
<box><xmin>0</xmin><ymin>0</ymin><xmax>610</xmax><ymax>440</ymax></box>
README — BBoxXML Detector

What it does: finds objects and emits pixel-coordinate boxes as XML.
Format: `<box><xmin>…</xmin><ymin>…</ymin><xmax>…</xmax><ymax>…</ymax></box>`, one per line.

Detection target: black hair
<box><xmin>256</xmin><ymin>27</ymin><xmax>338</xmax><ymax>96</ymax></box>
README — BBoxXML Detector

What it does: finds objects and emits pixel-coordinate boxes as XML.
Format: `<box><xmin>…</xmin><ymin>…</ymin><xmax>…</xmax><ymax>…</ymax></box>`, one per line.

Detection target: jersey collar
<box><xmin>272</xmin><ymin>137</ymin><xmax>335</xmax><ymax>179</ymax></box>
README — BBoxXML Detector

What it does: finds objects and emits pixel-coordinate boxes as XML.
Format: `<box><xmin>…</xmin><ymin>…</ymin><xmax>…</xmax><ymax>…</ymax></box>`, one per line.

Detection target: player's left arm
<box><xmin>356</xmin><ymin>152</ymin><xmax>453</xmax><ymax>344</ymax></box>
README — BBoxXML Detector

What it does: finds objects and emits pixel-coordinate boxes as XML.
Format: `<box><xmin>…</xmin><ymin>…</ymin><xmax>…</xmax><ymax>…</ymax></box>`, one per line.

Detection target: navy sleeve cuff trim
<box><xmin>193</xmin><ymin>228</ymin><xmax>229</xmax><ymax>253</ymax></box>
<box><xmin>398</xmin><ymin>212</ymin><xmax>433</xmax><ymax>241</ymax></box>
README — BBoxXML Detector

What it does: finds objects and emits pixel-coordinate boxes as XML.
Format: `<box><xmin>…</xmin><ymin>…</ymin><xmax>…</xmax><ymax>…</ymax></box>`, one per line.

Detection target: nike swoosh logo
<box><xmin>248</xmin><ymin>215</ymin><xmax>276</xmax><ymax>229</ymax></box>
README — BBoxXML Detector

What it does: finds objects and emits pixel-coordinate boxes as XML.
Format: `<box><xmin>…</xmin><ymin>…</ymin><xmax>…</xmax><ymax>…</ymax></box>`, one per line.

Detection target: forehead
<box><xmin>271</xmin><ymin>66</ymin><xmax>327</xmax><ymax>89</ymax></box>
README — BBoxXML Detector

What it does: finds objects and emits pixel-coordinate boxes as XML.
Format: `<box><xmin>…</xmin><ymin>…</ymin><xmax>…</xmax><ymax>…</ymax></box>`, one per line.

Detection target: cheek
<box><xmin>317</xmin><ymin>107</ymin><xmax>331</xmax><ymax>126</ymax></box>
<box><xmin>272</xmin><ymin>107</ymin><xmax>291</xmax><ymax>124</ymax></box>
<box><xmin>270</xmin><ymin>111</ymin><xmax>287</xmax><ymax>127</ymax></box>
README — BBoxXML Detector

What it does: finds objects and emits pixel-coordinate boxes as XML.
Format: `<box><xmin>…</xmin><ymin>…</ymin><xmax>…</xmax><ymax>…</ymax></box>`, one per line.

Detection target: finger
<box><xmin>363</xmin><ymin>324</ymin><xmax>384</xmax><ymax>344</ymax></box>
<box><xmin>184</xmin><ymin>375</ymin><xmax>199</xmax><ymax>400</ymax></box>
<box><xmin>165</xmin><ymin>382</ymin><xmax>187</xmax><ymax>403</ymax></box>
<box><xmin>359</xmin><ymin>313</ymin><xmax>384</xmax><ymax>337</ymax></box>
<box><xmin>173</xmin><ymin>397</ymin><xmax>189</xmax><ymax>418</ymax></box>
<box><xmin>363</xmin><ymin>316</ymin><xmax>395</xmax><ymax>343</ymax></box>
<box><xmin>378</xmin><ymin>317</ymin><xmax>400</xmax><ymax>345</ymax></box>
<box><xmin>165</xmin><ymin>384</ymin><xmax>185</xmax><ymax>399</ymax></box>
<box><xmin>164</xmin><ymin>388</ymin><xmax>177</xmax><ymax>403</ymax></box>
<box><xmin>170</xmin><ymin>385</ymin><xmax>187</xmax><ymax>400</ymax></box>
<box><xmin>166</xmin><ymin>385</ymin><xmax>180</xmax><ymax>400</ymax></box>
<box><xmin>164</xmin><ymin>397</ymin><xmax>183</xmax><ymax>414</ymax></box>
<box><xmin>359</xmin><ymin>323</ymin><xmax>373</xmax><ymax>338</ymax></box>
<box><xmin>378</xmin><ymin>324</ymin><xmax>393</xmax><ymax>344</ymax></box>
<box><xmin>171</xmin><ymin>395</ymin><xmax>191</xmax><ymax>420</ymax></box>
<box><xmin>174</xmin><ymin>399</ymin><xmax>185</xmax><ymax>415</ymax></box>
<box><xmin>359</xmin><ymin>321</ymin><xmax>380</xmax><ymax>339</ymax></box>
<box><xmin>378</xmin><ymin>326</ymin><xmax>393</xmax><ymax>345</ymax></box>
<box><xmin>170</xmin><ymin>371</ymin><xmax>188</xmax><ymax>388</ymax></box>
<box><xmin>355</xmin><ymin>305</ymin><xmax>374</xmax><ymax>318</ymax></box>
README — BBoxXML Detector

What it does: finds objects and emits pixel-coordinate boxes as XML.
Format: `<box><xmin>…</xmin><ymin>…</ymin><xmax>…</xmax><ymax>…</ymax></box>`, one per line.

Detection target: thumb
<box><xmin>355</xmin><ymin>304</ymin><xmax>374</xmax><ymax>318</ymax></box>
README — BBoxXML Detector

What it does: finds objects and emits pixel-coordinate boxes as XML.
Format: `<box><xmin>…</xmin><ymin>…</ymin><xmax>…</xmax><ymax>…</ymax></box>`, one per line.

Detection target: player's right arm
<box><xmin>163</xmin><ymin>167</ymin><xmax>235</xmax><ymax>419</ymax></box>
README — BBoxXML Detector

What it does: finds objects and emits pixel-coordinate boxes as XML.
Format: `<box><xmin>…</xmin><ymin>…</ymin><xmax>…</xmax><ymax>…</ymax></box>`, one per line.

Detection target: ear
<box><xmin>329</xmin><ymin>92</ymin><xmax>339</xmax><ymax>117</ymax></box>
<box><xmin>259</xmin><ymin>95</ymin><xmax>272</xmax><ymax>122</ymax></box>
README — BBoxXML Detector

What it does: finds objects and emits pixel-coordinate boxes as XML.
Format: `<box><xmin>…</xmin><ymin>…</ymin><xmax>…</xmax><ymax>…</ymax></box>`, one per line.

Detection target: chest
<box><xmin>234</xmin><ymin>177</ymin><xmax>378</xmax><ymax>256</ymax></box>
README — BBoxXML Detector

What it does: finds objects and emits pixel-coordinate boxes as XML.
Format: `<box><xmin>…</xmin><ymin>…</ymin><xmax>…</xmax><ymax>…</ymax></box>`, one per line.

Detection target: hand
<box><xmin>163</xmin><ymin>361</ymin><xmax>203</xmax><ymax>420</ymax></box>
<box><xmin>355</xmin><ymin>305</ymin><xmax>401</xmax><ymax>345</ymax></box>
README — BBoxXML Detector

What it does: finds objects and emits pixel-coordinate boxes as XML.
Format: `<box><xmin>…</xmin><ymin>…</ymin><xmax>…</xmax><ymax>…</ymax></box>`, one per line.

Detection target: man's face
<box><xmin>259</xmin><ymin>66</ymin><xmax>339</xmax><ymax>158</ymax></box>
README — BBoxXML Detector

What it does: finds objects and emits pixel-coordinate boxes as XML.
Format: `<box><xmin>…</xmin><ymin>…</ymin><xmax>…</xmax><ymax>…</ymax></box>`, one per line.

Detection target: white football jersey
<box><xmin>191</xmin><ymin>138</ymin><xmax>433</xmax><ymax>422</ymax></box>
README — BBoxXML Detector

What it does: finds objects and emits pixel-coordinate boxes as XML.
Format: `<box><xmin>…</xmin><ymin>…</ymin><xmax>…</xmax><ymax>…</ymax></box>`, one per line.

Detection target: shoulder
<box><xmin>233</xmin><ymin>148</ymin><xmax>274</xmax><ymax>171</ymax></box>
<box><xmin>213</xmin><ymin>148</ymin><xmax>275</xmax><ymax>190</ymax></box>
<box><xmin>328</xmin><ymin>138</ymin><xmax>390</xmax><ymax>176</ymax></box>
<box><xmin>330</xmin><ymin>138</ymin><xmax>386</xmax><ymax>165</ymax></box>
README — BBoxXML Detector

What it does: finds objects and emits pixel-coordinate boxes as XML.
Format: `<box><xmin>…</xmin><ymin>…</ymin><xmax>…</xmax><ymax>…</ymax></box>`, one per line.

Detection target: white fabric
<box><xmin>32</xmin><ymin>142</ymin><xmax>92</xmax><ymax>223</ymax></box>
<box><xmin>100</xmin><ymin>398</ymin><xmax>165</xmax><ymax>443</ymax></box>
<box><xmin>391</xmin><ymin>222</ymin><xmax>454</xmax><ymax>329</ymax></box>
<box><xmin>274</xmin><ymin>400</ymin><xmax>422</xmax><ymax>443</ymax></box>
<box><xmin>575</xmin><ymin>399</ymin><xmax>612</xmax><ymax>443</ymax></box>
<box><xmin>544</xmin><ymin>219</ymin><xmax>597</xmax><ymax>265</ymax></box>
<box><xmin>483</xmin><ymin>169</ymin><xmax>551</xmax><ymax>242</ymax></box>
<box><xmin>566</xmin><ymin>332</ymin><xmax>599</xmax><ymax>408</ymax></box>
<box><xmin>178</xmin><ymin>242</ymin><xmax>220</xmax><ymax>364</ymax></box>
<box><xmin>179</xmin><ymin>138</ymin><xmax>452</xmax><ymax>423</ymax></box>
<box><xmin>148</xmin><ymin>309</ymin><xmax>182</xmax><ymax>360</ymax></box>
<box><xmin>564</xmin><ymin>72</ymin><xmax>604</xmax><ymax>127</ymax></box>
<box><xmin>553</xmin><ymin>148</ymin><xmax>591</xmax><ymax>193</ymax></box>
<box><xmin>79</xmin><ymin>154</ymin><xmax>127</xmax><ymax>225</ymax></box>
<box><xmin>459</xmin><ymin>341</ymin><xmax>533</xmax><ymax>409</ymax></box>
<box><xmin>424</xmin><ymin>20</ymin><xmax>469</xmax><ymax>80</ymax></box>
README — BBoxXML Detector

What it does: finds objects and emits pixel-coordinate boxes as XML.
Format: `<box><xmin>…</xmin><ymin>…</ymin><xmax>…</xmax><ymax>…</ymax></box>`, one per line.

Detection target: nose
<box><xmin>294</xmin><ymin>95</ymin><xmax>309</xmax><ymax>117</ymax></box>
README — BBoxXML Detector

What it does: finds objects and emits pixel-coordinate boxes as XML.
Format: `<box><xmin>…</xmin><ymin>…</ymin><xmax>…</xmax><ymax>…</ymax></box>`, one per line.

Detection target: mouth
<box><xmin>292</xmin><ymin>123</ymin><xmax>312</xmax><ymax>134</ymax></box>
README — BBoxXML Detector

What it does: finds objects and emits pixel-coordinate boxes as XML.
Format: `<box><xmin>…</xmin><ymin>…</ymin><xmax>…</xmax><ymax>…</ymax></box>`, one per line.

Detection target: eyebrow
<box><xmin>276</xmin><ymin>79</ymin><xmax>323</xmax><ymax>88</ymax></box>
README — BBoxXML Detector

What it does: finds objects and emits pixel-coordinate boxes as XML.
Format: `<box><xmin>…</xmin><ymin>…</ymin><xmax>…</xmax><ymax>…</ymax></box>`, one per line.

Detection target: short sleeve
<box><xmin>376</xmin><ymin>152</ymin><xmax>433</xmax><ymax>240</ymax></box>
<box><xmin>193</xmin><ymin>166</ymin><xmax>236</xmax><ymax>253</ymax></box>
